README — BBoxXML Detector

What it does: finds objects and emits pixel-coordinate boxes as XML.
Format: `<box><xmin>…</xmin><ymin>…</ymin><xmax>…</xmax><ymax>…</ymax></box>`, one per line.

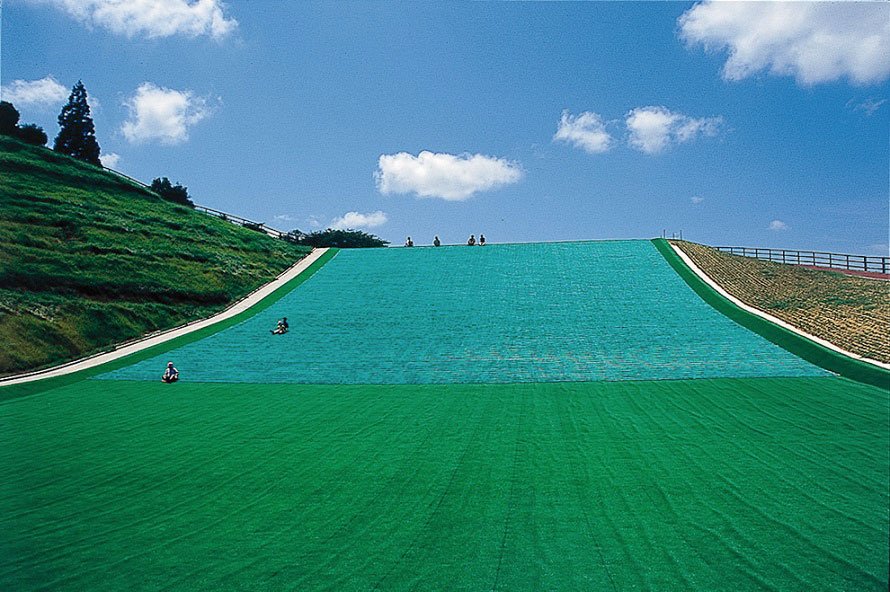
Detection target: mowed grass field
<box><xmin>1</xmin><ymin>377</ymin><xmax>887</xmax><ymax>591</ymax></box>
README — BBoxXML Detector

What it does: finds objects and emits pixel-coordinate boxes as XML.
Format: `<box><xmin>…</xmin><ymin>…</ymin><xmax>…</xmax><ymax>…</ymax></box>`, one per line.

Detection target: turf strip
<box><xmin>1</xmin><ymin>376</ymin><xmax>886</xmax><ymax>591</ymax></box>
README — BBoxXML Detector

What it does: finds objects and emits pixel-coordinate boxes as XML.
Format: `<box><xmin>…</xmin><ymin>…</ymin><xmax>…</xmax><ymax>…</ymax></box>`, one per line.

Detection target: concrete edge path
<box><xmin>670</xmin><ymin>242</ymin><xmax>890</xmax><ymax>371</ymax></box>
<box><xmin>0</xmin><ymin>248</ymin><xmax>331</xmax><ymax>386</ymax></box>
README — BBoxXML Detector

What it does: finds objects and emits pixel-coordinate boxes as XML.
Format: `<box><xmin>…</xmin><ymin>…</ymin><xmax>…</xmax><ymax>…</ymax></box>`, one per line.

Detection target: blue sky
<box><xmin>2</xmin><ymin>1</ymin><xmax>888</xmax><ymax>253</ymax></box>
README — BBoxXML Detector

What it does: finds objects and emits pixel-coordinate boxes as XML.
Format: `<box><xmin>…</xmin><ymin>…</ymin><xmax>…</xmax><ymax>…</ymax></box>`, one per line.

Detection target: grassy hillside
<box><xmin>672</xmin><ymin>240</ymin><xmax>889</xmax><ymax>363</ymax></box>
<box><xmin>0</xmin><ymin>135</ymin><xmax>310</xmax><ymax>376</ymax></box>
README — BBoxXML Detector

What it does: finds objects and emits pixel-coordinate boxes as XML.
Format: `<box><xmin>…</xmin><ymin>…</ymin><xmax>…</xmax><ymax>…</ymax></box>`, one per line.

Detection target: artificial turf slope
<box><xmin>1</xmin><ymin>376</ymin><xmax>887</xmax><ymax>591</ymax></box>
<box><xmin>100</xmin><ymin>241</ymin><xmax>826</xmax><ymax>384</ymax></box>
<box><xmin>2</xmin><ymin>239</ymin><xmax>887</xmax><ymax>590</ymax></box>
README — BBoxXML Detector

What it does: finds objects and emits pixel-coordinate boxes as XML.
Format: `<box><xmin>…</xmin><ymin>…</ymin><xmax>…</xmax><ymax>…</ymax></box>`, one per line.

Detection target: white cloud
<box><xmin>553</xmin><ymin>110</ymin><xmax>613</xmax><ymax>154</ymax></box>
<box><xmin>625</xmin><ymin>106</ymin><xmax>722</xmax><ymax>154</ymax></box>
<box><xmin>121</xmin><ymin>83</ymin><xmax>210</xmax><ymax>145</ymax></box>
<box><xmin>33</xmin><ymin>0</ymin><xmax>237</xmax><ymax>40</ymax></box>
<box><xmin>376</xmin><ymin>151</ymin><xmax>523</xmax><ymax>201</ymax></box>
<box><xmin>679</xmin><ymin>1</ymin><xmax>890</xmax><ymax>86</ymax></box>
<box><xmin>100</xmin><ymin>152</ymin><xmax>121</xmax><ymax>168</ymax></box>
<box><xmin>847</xmin><ymin>97</ymin><xmax>887</xmax><ymax>117</ymax></box>
<box><xmin>0</xmin><ymin>76</ymin><xmax>68</xmax><ymax>108</ymax></box>
<box><xmin>329</xmin><ymin>211</ymin><xmax>388</xmax><ymax>230</ymax></box>
<box><xmin>690</xmin><ymin>195</ymin><xmax>704</xmax><ymax>204</ymax></box>
<box><xmin>768</xmin><ymin>219</ymin><xmax>788</xmax><ymax>231</ymax></box>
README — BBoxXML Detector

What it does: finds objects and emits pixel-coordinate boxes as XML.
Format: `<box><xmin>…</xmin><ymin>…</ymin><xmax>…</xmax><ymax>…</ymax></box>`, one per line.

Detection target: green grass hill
<box><xmin>0</xmin><ymin>135</ymin><xmax>310</xmax><ymax>377</ymax></box>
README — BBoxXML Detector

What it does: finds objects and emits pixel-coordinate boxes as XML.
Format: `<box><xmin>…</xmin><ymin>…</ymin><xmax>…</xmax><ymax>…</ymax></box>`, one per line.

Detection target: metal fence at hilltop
<box><xmin>103</xmin><ymin>166</ymin><xmax>287</xmax><ymax>239</ymax></box>
<box><xmin>192</xmin><ymin>205</ymin><xmax>286</xmax><ymax>239</ymax></box>
<box><xmin>714</xmin><ymin>245</ymin><xmax>889</xmax><ymax>275</ymax></box>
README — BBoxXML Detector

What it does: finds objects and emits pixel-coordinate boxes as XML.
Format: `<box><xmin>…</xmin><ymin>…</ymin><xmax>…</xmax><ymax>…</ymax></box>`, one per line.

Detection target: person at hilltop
<box><xmin>479</xmin><ymin>234</ymin><xmax>486</xmax><ymax>246</ymax></box>
<box><xmin>161</xmin><ymin>361</ymin><xmax>179</xmax><ymax>383</ymax></box>
<box><xmin>433</xmin><ymin>236</ymin><xmax>441</xmax><ymax>247</ymax></box>
<box><xmin>405</xmin><ymin>237</ymin><xmax>414</xmax><ymax>247</ymax></box>
<box><xmin>467</xmin><ymin>235</ymin><xmax>476</xmax><ymax>246</ymax></box>
<box><xmin>271</xmin><ymin>317</ymin><xmax>289</xmax><ymax>335</ymax></box>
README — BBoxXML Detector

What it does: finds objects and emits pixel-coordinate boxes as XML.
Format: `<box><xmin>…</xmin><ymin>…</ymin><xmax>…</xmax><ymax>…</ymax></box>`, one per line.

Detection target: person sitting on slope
<box><xmin>270</xmin><ymin>317</ymin><xmax>289</xmax><ymax>335</ymax></box>
<box><xmin>479</xmin><ymin>234</ymin><xmax>486</xmax><ymax>246</ymax></box>
<box><xmin>467</xmin><ymin>234</ymin><xmax>476</xmax><ymax>246</ymax></box>
<box><xmin>161</xmin><ymin>361</ymin><xmax>179</xmax><ymax>383</ymax></box>
<box><xmin>433</xmin><ymin>236</ymin><xmax>441</xmax><ymax>247</ymax></box>
<box><xmin>405</xmin><ymin>237</ymin><xmax>414</xmax><ymax>247</ymax></box>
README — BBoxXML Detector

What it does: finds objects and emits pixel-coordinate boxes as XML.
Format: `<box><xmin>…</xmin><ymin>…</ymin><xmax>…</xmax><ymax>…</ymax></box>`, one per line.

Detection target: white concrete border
<box><xmin>0</xmin><ymin>248</ymin><xmax>331</xmax><ymax>386</ymax></box>
<box><xmin>670</xmin><ymin>242</ymin><xmax>890</xmax><ymax>371</ymax></box>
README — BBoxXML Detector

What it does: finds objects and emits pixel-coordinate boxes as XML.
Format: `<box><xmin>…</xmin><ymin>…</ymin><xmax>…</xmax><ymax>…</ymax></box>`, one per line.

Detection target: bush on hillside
<box><xmin>283</xmin><ymin>230</ymin><xmax>305</xmax><ymax>244</ymax></box>
<box><xmin>14</xmin><ymin>124</ymin><xmax>48</xmax><ymax>146</ymax></box>
<box><xmin>0</xmin><ymin>101</ymin><xmax>20</xmax><ymax>135</ymax></box>
<box><xmin>291</xmin><ymin>228</ymin><xmax>389</xmax><ymax>248</ymax></box>
<box><xmin>150</xmin><ymin>177</ymin><xmax>194</xmax><ymax>207</ymax></box>
<box><xmin>0</xmin><ymin>101</ymin><xmax>46</xmax><ymax>146</ymax></box>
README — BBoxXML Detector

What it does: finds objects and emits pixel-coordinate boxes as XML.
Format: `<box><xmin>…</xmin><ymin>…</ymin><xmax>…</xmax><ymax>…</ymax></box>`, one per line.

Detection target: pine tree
<box><xmin>54</xmin><ymin>81</ymin><xmax>101</xmax><ymax>165</ymax></box>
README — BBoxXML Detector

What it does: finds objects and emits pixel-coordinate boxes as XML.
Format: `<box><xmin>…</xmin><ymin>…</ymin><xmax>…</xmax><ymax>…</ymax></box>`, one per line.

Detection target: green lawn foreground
<box><xmin>1</xmin><ymin>376</ymin><xmax>887</xmax><ymax>591</ymax></box>
<box><xmin>0</xmin><ymin>135</ymin><xmax>310</xmax><ymax>376</ymax></box>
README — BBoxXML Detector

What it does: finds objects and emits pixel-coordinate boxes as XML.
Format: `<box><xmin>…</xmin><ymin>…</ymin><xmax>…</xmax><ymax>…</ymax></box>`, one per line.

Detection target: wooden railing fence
<box><xmin>714</xmin><ymin>246</ymin><xmax>888</xmax><ymax>275</ymax></box>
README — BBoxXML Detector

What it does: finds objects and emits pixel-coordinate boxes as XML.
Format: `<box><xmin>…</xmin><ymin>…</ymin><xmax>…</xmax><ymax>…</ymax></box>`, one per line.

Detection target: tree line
<box><xmin>285</xmin><ymin>228</ymin><xmax>388</xmax><ymax>248</ymax></box>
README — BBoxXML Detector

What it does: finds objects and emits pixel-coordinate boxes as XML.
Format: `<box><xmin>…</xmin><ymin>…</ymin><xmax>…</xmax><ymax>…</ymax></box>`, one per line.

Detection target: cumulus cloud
<box><xmin>678</xmin><ymin>1</ymin><xmax>890</xmax><ymax>86</ymax></box>
<box><xmin>100</xmin><ymin>152</ymin><xmax>121</xmax><ymax>168</ymax></box>
<box><xmin>553</xmin><ymin>110</ymin><xmax>613</xmax><ymax>154</ymax></box>
<box><xmin>768</xmin><ymin>219</ymin><xmax>788</xmax><ymax>231</ymax></box>
<box><xmin>690</xmin><ymin>195</ymin><xmax>704</xmax><ymax>204</ymax></box>
<box><xmin>329</xmin><ymin>211</ymin><xmax>388</xmax><ymax>230</ymax></box>
<box><xmin>0</xmin><ymin>76</ymin><xmax>68</xmax><ymax>107</ymax></box>
<box><xmin>32</xmin><ymin>0</ymin><xmax>237</xmax><ymax>40</ymax></box>
<box><xmin>375</xmin><ymin>151</ymin><xmax>523</xmax><ymax>201</ymax></box>
<box><xmin>625</xmin><ymin>106</ymin><xmax>722</xmax><ymax>154</ymax></box>
<box><xmin>121</xmin><ymin>83</ymin><xmax>211</xmax><ymax>145</ymax></box>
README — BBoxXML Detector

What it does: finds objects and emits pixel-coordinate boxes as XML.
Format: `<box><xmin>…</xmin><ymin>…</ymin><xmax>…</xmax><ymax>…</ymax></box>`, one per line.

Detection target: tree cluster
<box><xmin>2</xmin><ymin>80</ymin><xmax>105</xmax><ymax>164</ymax></box>
<box><xmin>0</xmin><ymin>101</ymin><xmax>49</xmax><ymax>147</ymax></box>
<box><xmin>286</xmin><ymin>228</ymin><xmax>389</xmax><ymax>248</ymax></box>
<box><xmin>150</xmin><ymin>177</ymin><xmax>194</xmax><ymax>207</ymax></box>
